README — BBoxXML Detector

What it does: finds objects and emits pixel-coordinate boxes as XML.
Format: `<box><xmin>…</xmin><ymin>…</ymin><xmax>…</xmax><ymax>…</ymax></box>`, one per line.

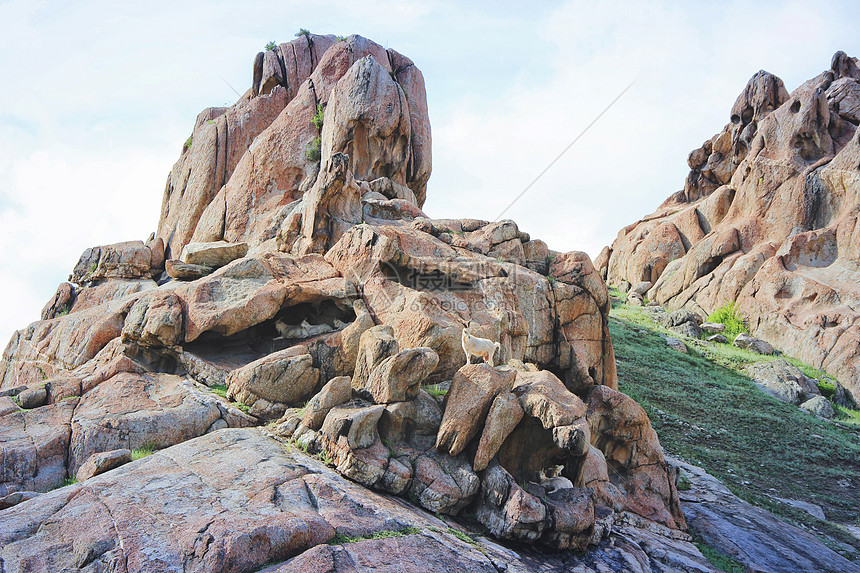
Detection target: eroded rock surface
<box><xmin>604</xmin><ymin>52</ymin><xmax>860</xmax><ymax>402</ymax></box>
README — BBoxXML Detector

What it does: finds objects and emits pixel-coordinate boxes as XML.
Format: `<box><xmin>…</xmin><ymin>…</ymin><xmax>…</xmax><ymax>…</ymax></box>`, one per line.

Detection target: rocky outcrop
<box><xmin>277</xmin><ymin>353</ymin><xmax>681</xmax><ymax>551</ymax></box>
<box><xmin>0</xmin><ymin>31</ymin><xmax>695</xmax><ymax>570</ymax></box>
<box><xmin>745</xmin><ymin>359</ymin><xmax>821</xmax><ymax>404</ymax></box>
<box><xmin>604</xmin><ymin>52</ymin><xmax>860</xmax><ymax>401</ymax></box>
<box><xmin>166</xmin><ymin>35</ymin><xmax>432</xmax><ymax>258</ymax></box>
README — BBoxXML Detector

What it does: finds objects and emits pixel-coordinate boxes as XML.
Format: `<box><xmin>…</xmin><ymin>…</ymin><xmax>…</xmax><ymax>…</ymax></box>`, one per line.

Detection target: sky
<box><xmin>1</xmin><ymin>0</ymin><xmax>859</xmax><ymax>346</ymax></box>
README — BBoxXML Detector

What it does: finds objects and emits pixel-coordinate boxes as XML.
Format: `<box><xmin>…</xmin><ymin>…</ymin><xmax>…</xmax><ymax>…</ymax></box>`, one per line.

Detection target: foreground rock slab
<box><xmin>0</xmin><ymin>428</ymin><xmax>718</xmax><ymax>573</ymax></box>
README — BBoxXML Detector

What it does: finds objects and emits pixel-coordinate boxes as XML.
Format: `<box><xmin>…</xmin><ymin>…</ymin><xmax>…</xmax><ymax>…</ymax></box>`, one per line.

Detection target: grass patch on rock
<box><xmin>693</xmin><ymin>535</ymin><xmax>746</xmax><ymax>572</ymax></box>
<box><xmin>610</xmin><ymin>296</ymin><xmax>860</xmax><ymax>557</ymax></box>
<box><xmin>132</xmin><ymin>447</ymin><xmax>155</xmax><ymax>460</ymax></box>
<box><xmin>327</xmin><ymin>526</ymin><xmax>420</xmax><ymax>545</ymax></box>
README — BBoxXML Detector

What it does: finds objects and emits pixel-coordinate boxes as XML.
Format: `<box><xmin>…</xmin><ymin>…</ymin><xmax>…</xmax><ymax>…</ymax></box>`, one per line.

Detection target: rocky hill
<box><xmin>0</xmin><ymin>34</ymin><xmax>857</xmax><ymax>573</ymax></box>
<box><xmin>601</xmin><ymin>52</ymin><xmax>860</xmax><ymax>403</ymax></box>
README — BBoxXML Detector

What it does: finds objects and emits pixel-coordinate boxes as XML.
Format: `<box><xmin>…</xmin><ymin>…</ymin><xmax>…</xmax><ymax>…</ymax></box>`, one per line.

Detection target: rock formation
<box><xmin>603</xmin><ymin>52</ymin><xmax>860</xmax><ymax>402</ymax></box>
<box><xmin>0</xmin><ymin>33</ymin><xmax>703</xmax><ymax>571</ymax></box>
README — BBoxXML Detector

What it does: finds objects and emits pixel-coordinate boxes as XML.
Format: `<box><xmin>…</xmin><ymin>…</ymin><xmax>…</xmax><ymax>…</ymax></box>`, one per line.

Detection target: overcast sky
<box><xmin>1</xmin><ymin>0</ymin><xmax>859</xmax><ymax>346</ymax></box>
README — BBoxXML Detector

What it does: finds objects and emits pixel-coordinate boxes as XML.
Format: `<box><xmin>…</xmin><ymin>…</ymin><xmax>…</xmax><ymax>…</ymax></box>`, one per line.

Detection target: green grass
<box><xmin>63</xmin><ymin>476</ymin><xmax>78</xmax><ymax>487</ymax></box>
<box><xmin>693</xmin><ymin>536</ymin><xmax>745</xmax><ymax>572</ymax></box>
<box><xmin>264</xmin><ymin>40</ymin><xmax>277</xmax><ymax>51</ymax></box>
<box><xmin>327</xmin><ymin>527</ymin><xmax>420</xmax><ymax>545</ymax></box>
<box><xmin>132</xmin><ymin>447</ymin><xmax>155</xmax><ymax>460</ymax></box>
<box><xmin>184</xmin><ymin>134</ymin><xmax>193</xmax><ymax>150</ymax></box>
<box><xmin>610</xmin><ymin>298</ymin><xmax>860</xmax><ymax>557</ymax></box>
<box><xmin>424</xmin><ymin>383</ymin><xmax>448</xmax><ymax>399</ymax></box>
<box><xmin>208</xmin><ymin>384</ymin><xmax>252</xmax><ymax>414</ymax></box>
<box><xmin>428</xmin><ymin>526</ymin><xmax>478</xmax><ymax>546</ymax></box>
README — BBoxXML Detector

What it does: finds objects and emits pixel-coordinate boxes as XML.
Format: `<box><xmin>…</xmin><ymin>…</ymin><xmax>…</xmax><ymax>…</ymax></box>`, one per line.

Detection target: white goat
<box><xmin>461</xmin><ymin>329</ymin><xmax>500</xmax><ymax>367</ymax></box>
<box><xmin>538</xmin><ymin>467</ymin><xmax>574</xmax><ymax>494</ymax></box>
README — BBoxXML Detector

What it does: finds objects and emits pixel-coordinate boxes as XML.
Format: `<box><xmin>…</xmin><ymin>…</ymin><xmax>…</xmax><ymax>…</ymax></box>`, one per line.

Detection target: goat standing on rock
<box><xmin>461</xmin><ymin>329</ymin><xmax>501</xmax><ymax>367</ymax></box>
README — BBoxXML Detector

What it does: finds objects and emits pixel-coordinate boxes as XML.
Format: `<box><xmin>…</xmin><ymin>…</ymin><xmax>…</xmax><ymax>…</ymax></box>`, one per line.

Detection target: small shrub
<box><xmin>676</xmin><ymin>472</ymin><xmax>691</xmax><ymax>491</ymax></box>
<box><xmin>305</xmin><ymin>136</ymin><xmax>322</xmax><ymax>162</ymax></box>
<box><xmin>336</xmin><ymin>35</ymin><xmax>347</xmax><ymax>42</ymax></box>
<box><xmin>328</xmin><ymin>527</ymin><xmax>421</xmax><ymax>545</ymax></box>
<box><xmin>264</xmin><ymin>40</ymin><xmax>277</xmax><ymax>51</ymax></box>
<box><xmin>63</xmin><ymin>476</ymin><xmax>78</xmax><ymax>487</ymax></box>
<box><xmin>311</xmin><ymin>103</ymin><xmax>325</xmax><ymax>131</ymax></box>
<box><xmin>295</xmin><ymin>28</ymin><xmax>310</xmax><ymax>37</ymax></box>
<box><xmin>693</xmin><ymin>538</ymin><xmax>745</xmax><ymax>572</ymax></box>
<box><xmin>707</xmin><ymin>301</ymin><xmax>747</xmax><ymax>342</ymax></box>
<box><xmin>447</xmin><ymin>527</ymin><xmax>477</xmax><ymax>546</ymax></box>
<box><xmin>56</xmin><ymin>303</ymin><xmax>71</xmax><ymax>317</ymax></box>
<box><xmin>319</xmin><ymin>449</ymin><xmax>333</xmax><ymax>466</ymax></box>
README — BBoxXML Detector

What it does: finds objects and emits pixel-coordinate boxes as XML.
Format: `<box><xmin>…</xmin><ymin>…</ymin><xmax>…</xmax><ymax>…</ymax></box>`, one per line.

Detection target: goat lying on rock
<box><xmin>538</xmin><ymin>466</ymin><xmax>574</xmax><ymax>494</ymax></box>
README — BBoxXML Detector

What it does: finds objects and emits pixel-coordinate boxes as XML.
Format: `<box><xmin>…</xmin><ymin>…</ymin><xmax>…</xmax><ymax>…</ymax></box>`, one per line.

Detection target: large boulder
<box><xmin>76</xmin><ymin>448</ymin><xmax>133</xmax><ymax>482</ymax></box>
<box><xmin>435</xmin><ymin>364</ymin><xmax>516</xmax><ymax>456</ymax></box>
<box><xmin>363</xmin><ymin>347</ymin><xmax>438</xmax><ymax>404</ymax></box>
<box><xmin>179</xmin><ymin>241</ymin><xmax>249</xmax><ymax>267</ymax></box>
<box><xmin>70</xmin><ymin>241</ymin><xmax>154</xmax><ymax>283</ymax></box>
<box><xmin>586</xmin><ymin>386</ymin><xmax>685</xmax><ymax>530</ymax></box>
<box><xmin>473</xmin><ymin>392</ymin><xmax>523</xmax><ymax>472</ymax></box>
<box><xmin>68</xmin><ymin>371</ymin><xmax>253</xmax><ymax>473</ymax></box>
<box><xmin>0</xmin><ymin>399</ymin><xmax>78</xmax><ymax>495</ymax></box>
<box><xmin>226</xmin><ymin>347</ymin><xmax>320</xmax><ymax>420</ymax></box>
<box><xmin>745</xmin><ymin>359</ymin><xmax>820</xmax><ymax>404</ymax></box>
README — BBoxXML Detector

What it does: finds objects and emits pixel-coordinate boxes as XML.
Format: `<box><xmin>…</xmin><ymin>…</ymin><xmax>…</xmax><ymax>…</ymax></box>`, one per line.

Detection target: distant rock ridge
<box><xmin>601</xmin><ymin>51</ymin><xmax>860</xmax><ymax>402</ymax></box>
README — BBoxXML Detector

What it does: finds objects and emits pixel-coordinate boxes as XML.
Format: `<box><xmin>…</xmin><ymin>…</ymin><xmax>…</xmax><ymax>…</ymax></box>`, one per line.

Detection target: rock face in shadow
<box><xmin>603</xmin><ymin>52</ymin><xmax>860</xmax><ymax>402</ymax></box>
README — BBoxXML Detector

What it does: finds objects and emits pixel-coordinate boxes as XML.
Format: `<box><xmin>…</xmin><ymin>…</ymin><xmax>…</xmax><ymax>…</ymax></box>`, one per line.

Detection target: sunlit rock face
<box><xmin>604</xmin><ymin>51</ymin><xmax>860</xmax><ymax>402</ymax></box>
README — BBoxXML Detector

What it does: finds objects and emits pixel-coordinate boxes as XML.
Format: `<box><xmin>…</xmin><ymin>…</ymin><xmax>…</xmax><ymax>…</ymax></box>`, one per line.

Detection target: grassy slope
<box><xmin>609</xmin><ymin>297</ymin><xmax>860</xmax><ymax>558</ymax></box>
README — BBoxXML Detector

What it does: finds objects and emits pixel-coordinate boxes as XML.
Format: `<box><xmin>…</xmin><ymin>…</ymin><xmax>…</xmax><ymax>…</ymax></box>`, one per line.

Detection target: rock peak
<box><xmin>603</xmin><ymin>51</ymin><xmax>860</xmax><ymax>403</ymax></box>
